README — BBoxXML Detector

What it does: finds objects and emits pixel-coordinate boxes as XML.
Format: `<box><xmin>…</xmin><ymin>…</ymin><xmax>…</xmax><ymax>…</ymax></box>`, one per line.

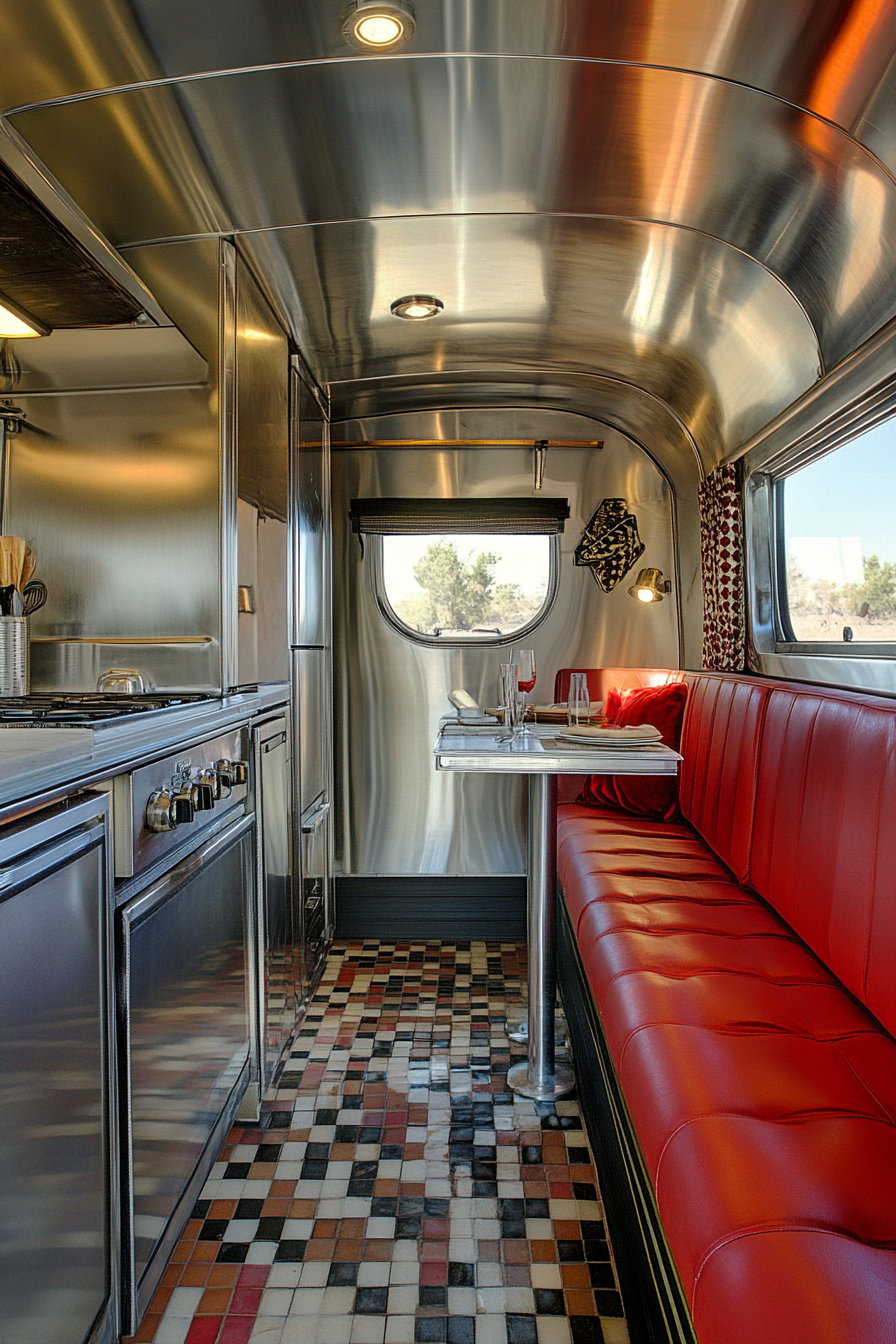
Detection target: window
<box><xmin>780</xmin><ymin>418</ymin><xmax>896</xmax><ymax>643</ymax></box>
<box><xmin>378</xmin><ymin>532</ymin><xmax>556</xmax><ymax>640</ymax></box>
<box><xmin>350</xmin><ymin>495</ymin><xmax>567</xmax><ymax>643</ymax></box>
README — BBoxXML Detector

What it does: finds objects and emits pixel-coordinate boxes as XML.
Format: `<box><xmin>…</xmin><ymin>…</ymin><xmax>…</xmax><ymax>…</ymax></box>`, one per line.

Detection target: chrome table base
<box><xmin>507</xmin><ymin>773</ymin><xmax>575</xmax><ymax>1101</ymax></box>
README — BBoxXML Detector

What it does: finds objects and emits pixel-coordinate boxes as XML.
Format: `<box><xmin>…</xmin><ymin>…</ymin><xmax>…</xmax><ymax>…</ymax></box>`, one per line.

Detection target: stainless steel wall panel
<box><xmin>7</xmin><ymin>386</ymin><xmax>222</xmax><ymax>691</ymax></box>
<box><xmin>235</xmin><ymin>252</ymin><xmax>289</xmax><ymax>687</ymax></box>
<box><xmin>332</xmin><ymin>416</ymin><xmax>678</xmax><ymax>877</ymax></box>
<box><xmin>330</xmin><ymin>391</ymin><xmax>704</xmax><ymax>670</ymax></box>
<box><xmin>0</xmin><ymin>325</ymin><xmax>206</xmax><ymax>395</ymax></box>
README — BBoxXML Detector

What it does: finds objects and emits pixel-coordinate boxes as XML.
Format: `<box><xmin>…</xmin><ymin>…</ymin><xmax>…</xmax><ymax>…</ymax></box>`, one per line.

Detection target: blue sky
<box><xmin>784</xmin><ymin>418</ymin><xmax>896</xmax><ymax>562</ymax></box>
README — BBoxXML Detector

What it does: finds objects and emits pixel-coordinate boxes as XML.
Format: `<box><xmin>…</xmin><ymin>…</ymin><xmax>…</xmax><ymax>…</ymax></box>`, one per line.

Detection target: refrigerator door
<box><xmin>293</xmin><ymin>647</ymin><xmax>327</xmax><ymax>814</ymax></box>
<box><xmin>291</xmin><ymin>366</ymin><xmax>328</xmax><ymax>649</ymax></box>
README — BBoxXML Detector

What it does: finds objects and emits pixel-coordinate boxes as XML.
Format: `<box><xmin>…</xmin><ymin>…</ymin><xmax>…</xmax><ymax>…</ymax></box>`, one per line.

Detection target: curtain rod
<box><xmin>330</xmin><ymin>438</ymin><xmax>604</xmax><ymax>448</ymax></box>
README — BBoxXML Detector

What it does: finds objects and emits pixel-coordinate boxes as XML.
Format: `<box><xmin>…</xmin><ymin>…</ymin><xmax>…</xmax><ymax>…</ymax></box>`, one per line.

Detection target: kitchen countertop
<box><xmin>0</xmin><ymin>683</ymin><xmax>290</xmax><ymax>815</ymax></box>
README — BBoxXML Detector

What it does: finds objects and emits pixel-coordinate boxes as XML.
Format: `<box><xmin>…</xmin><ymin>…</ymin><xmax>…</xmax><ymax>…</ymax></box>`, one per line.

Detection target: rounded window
<box><xmin>373</xmin><ymin>531</ymin><xmax>559</xmax><ymax>644</ymax></box>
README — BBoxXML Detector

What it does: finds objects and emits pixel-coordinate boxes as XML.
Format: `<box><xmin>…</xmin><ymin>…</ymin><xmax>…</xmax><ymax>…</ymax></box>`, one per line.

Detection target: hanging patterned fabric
<box><xmin>574</xmin><ymin>498</ymin><xmax>645</xmax><ymax>592</ymax></box>
<box><xmin>698</xmin><ymin>463</ymin><xmax>746</xmax><ymax>671</ymax></box>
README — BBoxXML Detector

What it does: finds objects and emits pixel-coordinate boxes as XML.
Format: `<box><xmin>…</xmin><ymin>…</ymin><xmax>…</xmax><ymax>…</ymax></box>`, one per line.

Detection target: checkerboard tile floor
<box><xmin>126</xmin><ymin>941</ymin><xmax>629</xmax><ymax>1344</ymax></box>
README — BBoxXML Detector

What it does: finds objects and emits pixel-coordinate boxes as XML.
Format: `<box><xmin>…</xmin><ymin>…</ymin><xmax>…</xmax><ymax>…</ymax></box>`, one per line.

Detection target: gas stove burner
<box><xmin>0</xmin><ymin>692</ymin><xmax>217</xmax><ymax>726</ymax></box>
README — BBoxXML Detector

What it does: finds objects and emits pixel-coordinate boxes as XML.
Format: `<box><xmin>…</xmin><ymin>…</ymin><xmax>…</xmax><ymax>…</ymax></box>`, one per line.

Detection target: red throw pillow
<box><xmin>577</xmin><ymin>681</ymin><xmax>687</xmax><ymax>820</ymax></box>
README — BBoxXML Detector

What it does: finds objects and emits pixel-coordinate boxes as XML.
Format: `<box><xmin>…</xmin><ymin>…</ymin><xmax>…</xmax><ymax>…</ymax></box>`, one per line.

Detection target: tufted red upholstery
<box><xmin>677</xmin><ymin>672</ymin><xmax>769</xmax><ymax>883</ymax></box>
<box><xmin>557</xmin><ymin>670</ymin><xmax>896</xmax><ymax>1344</ymax></box>
<box><xmin>747</xmin><ymin>682</ymin><xmax>896</xmax><ymax>1038</ymax></box>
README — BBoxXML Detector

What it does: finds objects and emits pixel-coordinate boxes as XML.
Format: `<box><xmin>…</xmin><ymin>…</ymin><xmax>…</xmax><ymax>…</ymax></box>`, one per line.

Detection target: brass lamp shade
<box><xmin>628</xmin><ymin>567</ymin><xmax>668</xmax><ymax>603</ymax></box>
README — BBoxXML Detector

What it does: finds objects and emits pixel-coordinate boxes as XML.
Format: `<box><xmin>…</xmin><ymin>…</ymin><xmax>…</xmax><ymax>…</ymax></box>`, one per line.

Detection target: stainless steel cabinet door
<box><xmin>300</xmin><ymin>799</ymin><xmax>331</xmax><ymax>992</ymax></box>
<box><xmin>254</xmin><ymin>716</ymin><xmax>295</xmax><ymax>1091</ymax></box>
<box><xmin>121</xmin><ymin>821</ymin><xmax>253</xmax><ymax>1310</ymax></box>
<box><xmin>0</xmin><ymin>803</ymin><xmax>114</xmax><ymax>1344</ymax></box>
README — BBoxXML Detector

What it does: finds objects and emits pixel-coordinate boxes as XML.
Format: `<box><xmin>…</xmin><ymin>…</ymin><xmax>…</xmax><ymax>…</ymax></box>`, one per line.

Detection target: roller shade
<box><xmin>349</xmin><ymin>497</ymin><xmax>570</xmax><ymax>536</ymax></box>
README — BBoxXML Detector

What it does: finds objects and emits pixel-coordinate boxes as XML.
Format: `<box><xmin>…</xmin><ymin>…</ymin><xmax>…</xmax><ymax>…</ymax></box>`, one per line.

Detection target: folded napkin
<box><xmin>560</xmin><ymin>723</ymin><xmax>661</xmax><ymax>742</ymax></box>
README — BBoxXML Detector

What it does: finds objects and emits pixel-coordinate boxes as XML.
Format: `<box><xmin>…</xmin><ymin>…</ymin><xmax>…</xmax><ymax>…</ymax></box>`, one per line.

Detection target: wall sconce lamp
<box><xmin>628</xmin><ymin>567</ymin><xmax>672</xmax><ymax>603</ymax></box>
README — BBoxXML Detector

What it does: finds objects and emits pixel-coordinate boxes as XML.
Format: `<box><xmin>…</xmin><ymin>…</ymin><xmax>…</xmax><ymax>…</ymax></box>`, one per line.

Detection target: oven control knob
<box><xmin>231</xmin><ymin>759</ymin><xmax>249</xmax><ymax>785</ymax></box>
<box><xmin>194</xmin><ymin>776</ymin><xmax>216</xmax><ymax>810</ymax></box>
<box><xmin>172</xmin><ymin>787</ymin><xmax>195</xmax><ymax>825</ymax></box>
<box><xmin>146</xmin><ymin>789</ymin><xmax>176</xmax><ymax>832</ymax></box>
<box><xmin>215</xmin><ymin>759</ymin><xmax>236</xmax><ymax>794</ymax></box>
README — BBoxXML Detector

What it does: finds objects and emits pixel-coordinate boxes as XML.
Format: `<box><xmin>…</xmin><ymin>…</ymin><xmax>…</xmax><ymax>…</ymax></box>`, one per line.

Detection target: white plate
<box><xmin>560</xmin><ymin>725</ymin><xmax>662</xmax><ymax>745</ymax></box>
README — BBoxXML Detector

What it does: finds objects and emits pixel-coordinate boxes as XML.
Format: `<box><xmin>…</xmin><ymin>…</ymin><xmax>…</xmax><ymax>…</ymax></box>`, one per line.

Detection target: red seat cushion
<box><xmin>558</xmin><ymin>670</ymin><xmax>896</xmax><ymax>1343</ymax></box>
<box><xmin>577</xmin><ymin>681</ymin><xmax>687</xmax><ymax>820</ymax></box>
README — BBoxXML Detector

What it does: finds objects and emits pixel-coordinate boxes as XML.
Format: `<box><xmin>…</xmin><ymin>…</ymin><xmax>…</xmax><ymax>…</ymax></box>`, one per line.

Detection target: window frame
<box><xmin>369</xmin><ymin>531</ymin><xmax>561</xmax><ymax>647</ymax></box>
<box><xmin>769</xmin><ymin>428</ymin><xmax>896</xmax><ymax>661</ymax></box>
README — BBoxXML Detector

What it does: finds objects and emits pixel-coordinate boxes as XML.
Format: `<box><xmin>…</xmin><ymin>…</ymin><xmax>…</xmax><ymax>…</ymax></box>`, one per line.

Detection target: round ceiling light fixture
<box><xmin>343</xmin><ymin>1</ymin><xmax>416</xmax><ymax>51</ymax></box>
<box><xmin>391</xmin><ymin>294</ymin><xmax>443</xmax><ymax>320</ymax></box>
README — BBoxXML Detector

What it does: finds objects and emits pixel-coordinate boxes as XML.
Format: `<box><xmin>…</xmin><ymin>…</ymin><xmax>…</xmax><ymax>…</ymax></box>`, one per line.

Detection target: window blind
<box><xmin>349</xmin><ymin>497</ymin><xmax>570</xmax><ymax>536</ymax></box>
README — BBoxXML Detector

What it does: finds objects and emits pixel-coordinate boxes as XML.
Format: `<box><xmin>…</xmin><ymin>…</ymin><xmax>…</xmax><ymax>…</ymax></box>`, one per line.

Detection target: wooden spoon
<box><xmin>20</xmin><ymin>546</ymin><xmax>36</xmax><ymax>588</ymax></box>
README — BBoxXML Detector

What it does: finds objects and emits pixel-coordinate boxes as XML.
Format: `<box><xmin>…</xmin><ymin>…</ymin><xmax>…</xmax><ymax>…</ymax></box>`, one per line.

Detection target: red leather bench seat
<box><xmin>557</xmin><ymin>672</ymin><xmax>896</xmax><ymax>1344</ymax></box>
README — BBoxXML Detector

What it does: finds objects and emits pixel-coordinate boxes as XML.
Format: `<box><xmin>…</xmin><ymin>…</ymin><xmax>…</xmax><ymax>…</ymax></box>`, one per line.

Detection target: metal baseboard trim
<box><xmin>335</xmin><ymin>876</ymin><xmax>526</xmax><ymax>939</ymax></box>
<box><xmin>557</xmin><ymin>894</ymin><xmax>698</xmax><ymax>1344</ymax></box>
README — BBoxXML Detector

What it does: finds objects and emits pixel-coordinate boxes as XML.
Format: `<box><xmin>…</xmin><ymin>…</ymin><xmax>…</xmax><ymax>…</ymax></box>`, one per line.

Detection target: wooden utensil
<box><xmin>10</xmin><ymin>535</ymin><xmax>25</xmax><ymax>589</ymax></box>
<box><xmin>20</xmin><ymin>547</ymin><xmax>36</xmax><ymax>588</ymax></box>
<box><xmin>0</xmin><ymin>536</ymin><xmax>26</xmax><ymax>590</ymax></box>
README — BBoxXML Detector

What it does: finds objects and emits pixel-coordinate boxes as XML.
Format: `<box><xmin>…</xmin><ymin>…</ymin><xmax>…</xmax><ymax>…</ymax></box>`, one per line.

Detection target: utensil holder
<box><xmin>0</xmin><ymin>617</ymin><xmax>28</xmax><ymax>696</ymax></box>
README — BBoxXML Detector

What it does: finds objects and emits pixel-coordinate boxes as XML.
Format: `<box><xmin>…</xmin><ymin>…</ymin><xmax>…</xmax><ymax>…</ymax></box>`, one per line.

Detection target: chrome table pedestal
<box><xmin>433</xmin><ymin>727</ymin><xmax>681</xmax><ymax>1102</ymax></box>
<box><xmin>507</xmin><ymin>774</ymin><xmax>575</xmax><ymax>1099</ymax></box>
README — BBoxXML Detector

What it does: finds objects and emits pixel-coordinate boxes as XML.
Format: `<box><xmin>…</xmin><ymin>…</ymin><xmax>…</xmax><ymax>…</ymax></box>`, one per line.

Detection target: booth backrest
<box><xmin>748</xmin><ymin>682</ymin><xmax>896</xmax><ymax>1039</ymax></box>
<box><xmin>553</xmin><ymin>667</ymin><xmax>682</xmax><ymax>703</ymax></box>
<box><xmin>678</xmin><ymin>673</ymin><xmax>771</xmax><ymax>885</ymax></box>
<box><xmin>566</xmin><ymin>666</ymin><xmax>896</xmax><ymax>1035</ymax></box>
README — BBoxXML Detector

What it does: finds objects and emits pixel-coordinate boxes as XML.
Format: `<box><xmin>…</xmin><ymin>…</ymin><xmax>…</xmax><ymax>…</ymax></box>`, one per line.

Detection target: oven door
<box><xmin>118</xmin><ymin>812</ymin><xmax>254</xmax><ymax>1333</ymax></box>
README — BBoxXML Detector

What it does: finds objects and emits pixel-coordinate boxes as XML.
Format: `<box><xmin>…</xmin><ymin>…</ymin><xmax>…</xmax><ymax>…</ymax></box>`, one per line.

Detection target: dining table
<box><xmin>434</xmin><ymin>722</ymin><xmax>682</xmax><ymax>1100</ymax></box>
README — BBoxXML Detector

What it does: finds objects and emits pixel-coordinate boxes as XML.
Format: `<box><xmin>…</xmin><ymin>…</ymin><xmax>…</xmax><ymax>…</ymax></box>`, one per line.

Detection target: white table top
<box><xmin>434</xmin><ymin>724</ymin><xmax>681</xmax><ymax>775</ymax></box>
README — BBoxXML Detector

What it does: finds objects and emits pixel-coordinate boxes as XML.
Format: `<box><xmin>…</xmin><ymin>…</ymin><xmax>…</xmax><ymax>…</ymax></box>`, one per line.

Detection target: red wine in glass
<box><xmin>516</xmin><ymin>649</ymin><xmax>536</xmax><ymax>694</ymax></box>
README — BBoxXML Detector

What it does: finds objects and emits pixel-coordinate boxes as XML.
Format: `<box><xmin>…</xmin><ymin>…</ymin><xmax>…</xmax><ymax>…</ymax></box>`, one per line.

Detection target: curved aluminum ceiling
<box><xmin>1</xmin><ymin>0</ymin><xmax>895</xmax><ymax>471</ymax></box>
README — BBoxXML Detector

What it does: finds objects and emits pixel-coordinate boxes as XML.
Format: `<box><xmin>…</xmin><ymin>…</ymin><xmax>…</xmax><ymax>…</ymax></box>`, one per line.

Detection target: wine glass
<box><xmin>514</xmin><ymin>648</ymin><xmax>536</xmax><ymax>735</ymax></box>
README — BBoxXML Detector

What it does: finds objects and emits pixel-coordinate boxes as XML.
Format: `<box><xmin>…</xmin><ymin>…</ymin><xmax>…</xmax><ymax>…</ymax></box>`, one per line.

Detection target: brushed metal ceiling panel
<box><xmin>326</xmin><ymin>372</ymin><xmax>703</xmax><ymax>482</ymax></box>
<box><xmin>12</xmin><ymin>58</ymin><xmax>896</xmax><ymax>376</ymax></box>
<box><xmin>239</xmin><ymin>213</ymin><xmax>820</xmax><ymax>459</ymax></box>
<box><xmin>2</xmin><ymin>1</ymin><xmax>895</xmax><ymax>175</ymax></box>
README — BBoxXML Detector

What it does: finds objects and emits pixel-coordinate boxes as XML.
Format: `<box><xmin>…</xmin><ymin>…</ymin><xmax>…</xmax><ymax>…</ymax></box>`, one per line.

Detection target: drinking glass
<box><xmin>500</xmin><ymin>662</ymin><xmax>523</xmax><ymax>737</ymax></box>
<box><xmin>513</xmin><ymin>648</ymin><xmax>536</xmax><ymax>736</ymax></box>
<box><xmin>567</xmin><ymin>672</ymin><xmax>590</xmax><ymax>728</ymax></box>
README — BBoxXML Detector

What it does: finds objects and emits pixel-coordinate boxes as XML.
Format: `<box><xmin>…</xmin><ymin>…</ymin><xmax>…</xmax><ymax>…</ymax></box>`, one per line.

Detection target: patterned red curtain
<box><xmin>698</xmin><ymin>463</ymin><xmax>746</xmax><ymax>671</ymax></box>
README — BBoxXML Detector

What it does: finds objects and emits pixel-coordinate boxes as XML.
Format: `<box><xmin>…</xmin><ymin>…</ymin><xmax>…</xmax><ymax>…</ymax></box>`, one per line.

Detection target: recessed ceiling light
<box><xmin>391</xmin><ymin>294</ymin><xmax>443</xmax><ymax>320</ymax></box>
<box><xmin>0</xmin><ymin>293</ymin><xmax>49</xmax><ymax>339</ymax></box>
<box><xmin>343</xmin><ymin>1</ymin><xmax>416</xmax><ymax>50</ymax></box>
